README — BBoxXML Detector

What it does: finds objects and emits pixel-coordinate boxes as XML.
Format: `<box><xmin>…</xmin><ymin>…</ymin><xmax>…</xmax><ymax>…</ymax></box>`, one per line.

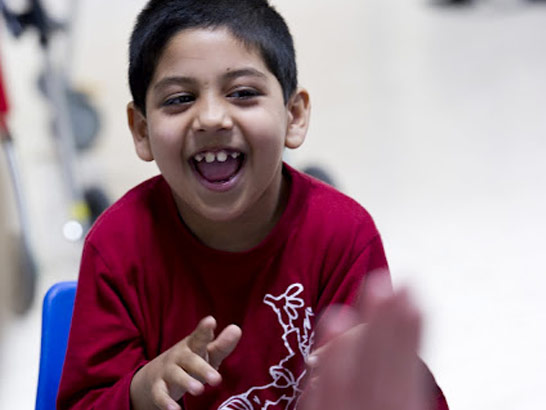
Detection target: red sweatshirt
<box><xmin>57</xmin><ymin>164</ymin><xmax>447</xmax><ymax>409</ymax></box>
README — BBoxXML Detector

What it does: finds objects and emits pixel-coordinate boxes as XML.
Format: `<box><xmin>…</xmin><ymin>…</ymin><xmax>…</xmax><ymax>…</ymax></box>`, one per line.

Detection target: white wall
<box><xmin>1</xmin><ymin>0</ymin><xmax>545</xmax><ymax>408</ymax></box>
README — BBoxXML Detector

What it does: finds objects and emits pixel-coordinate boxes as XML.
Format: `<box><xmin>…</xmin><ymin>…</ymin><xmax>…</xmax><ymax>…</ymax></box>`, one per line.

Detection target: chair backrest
<box><xmin>35</xmin><ymin>281</ymin><xmax>77</xmax><ymax>410</ymax></box>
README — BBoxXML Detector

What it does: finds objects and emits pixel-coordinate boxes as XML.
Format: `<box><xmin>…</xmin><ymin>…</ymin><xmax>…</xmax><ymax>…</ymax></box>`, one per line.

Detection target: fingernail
<box><xmin>207</xmin><ymin>371</ymin><xmax>221</xmax><ymax>385</ymax></box>
<box><xmin>188</xmin><ymin>380</ymin><xmax>203</xmax><ymax>395</ymax></box>
<box><xmin>306</xmin><ymin>354</ymin><xmax>318</xmax><ymax>367</ymax></box>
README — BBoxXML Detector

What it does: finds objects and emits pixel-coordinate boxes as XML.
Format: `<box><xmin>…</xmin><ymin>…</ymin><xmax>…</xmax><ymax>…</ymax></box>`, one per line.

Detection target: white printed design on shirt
<box><xmin>218</xmin><ymin>283</ymin><xmax>315</xmax><ymax>410</ymax></box>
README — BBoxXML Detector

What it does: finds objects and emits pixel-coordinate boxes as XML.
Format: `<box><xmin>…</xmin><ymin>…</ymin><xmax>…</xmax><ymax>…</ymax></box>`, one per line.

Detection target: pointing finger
<box><xmin>208</xmin><ymin>324</ymin><xmax>242</xmax><ymax>369</ymax></box>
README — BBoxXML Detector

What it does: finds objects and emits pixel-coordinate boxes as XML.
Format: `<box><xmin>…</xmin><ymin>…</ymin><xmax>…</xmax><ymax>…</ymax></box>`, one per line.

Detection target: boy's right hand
<box><xmin>130</xmin><ymin>316</ymin><xmax>242</xmax><ymax>410</ymax></box>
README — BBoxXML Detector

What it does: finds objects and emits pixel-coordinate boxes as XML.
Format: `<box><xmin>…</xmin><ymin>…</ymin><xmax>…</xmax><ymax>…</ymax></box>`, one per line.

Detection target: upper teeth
<box><xmin>205</xmin><ymin>152</ymin><xmax>215</xmax><ymax>163</ymax></box>
<box><xmin>217</xmin><ymin>151</ymin><xmax>228</xmax><ymax>162</ymax></box>
<box><xmin>194</xmin><ymin>151</ymin><xmax>240</xmax><ymax>163</ymax></box>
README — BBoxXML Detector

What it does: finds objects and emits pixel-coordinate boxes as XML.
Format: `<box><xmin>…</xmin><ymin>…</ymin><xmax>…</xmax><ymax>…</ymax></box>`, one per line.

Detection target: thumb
<box><xmin>207</xmin><ymin>324</ymin><xmax>242</xmax><ymax>369</ymax></box>
<box><xmin>313</xmin><ymin>304</ymin><xmax>359</xmax><ymax>350</ymax></box>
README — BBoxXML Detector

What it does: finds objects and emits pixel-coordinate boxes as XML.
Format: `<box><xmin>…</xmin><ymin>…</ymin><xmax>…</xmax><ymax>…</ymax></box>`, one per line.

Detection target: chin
<box><xmin>198</xmin><ymin>206</ymin><xmax>246</xmax><ymax>224</ymax></box>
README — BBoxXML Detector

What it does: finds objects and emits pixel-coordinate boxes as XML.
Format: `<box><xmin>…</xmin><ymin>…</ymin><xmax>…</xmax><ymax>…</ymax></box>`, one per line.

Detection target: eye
<box><xmin>228</xmin><ymin>88</ymin><xmax>261</xmax><ymax>100</ymax></box>
<box><xmin>163</xmin><ymin>94</ymin><xmax>195</xmax><ymax>107</ymax></box>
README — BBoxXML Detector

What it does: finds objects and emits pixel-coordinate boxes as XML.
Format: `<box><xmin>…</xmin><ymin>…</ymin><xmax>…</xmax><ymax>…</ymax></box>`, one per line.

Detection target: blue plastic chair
<box><xmin>35</xmin><ymin>281</ymin><xmax>77</xmax><ymax>410</ymax></box>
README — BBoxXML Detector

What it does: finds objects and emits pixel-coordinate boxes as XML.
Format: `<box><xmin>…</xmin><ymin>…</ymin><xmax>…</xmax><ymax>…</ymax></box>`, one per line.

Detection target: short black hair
<box><xmin>129</xmin><ymin>0</ymin><xmax>298</xmax><ymax>113</ymax></box>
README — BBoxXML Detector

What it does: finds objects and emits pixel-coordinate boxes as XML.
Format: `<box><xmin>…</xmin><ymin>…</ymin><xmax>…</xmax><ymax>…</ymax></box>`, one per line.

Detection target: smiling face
<box><xmin>127</xmin><ymin>28</ymin><xmax>310</xmax><ymax>249</ymax></box>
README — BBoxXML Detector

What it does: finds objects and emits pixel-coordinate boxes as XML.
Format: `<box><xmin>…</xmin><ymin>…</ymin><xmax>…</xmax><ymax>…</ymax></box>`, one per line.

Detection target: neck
<box><xmin>176</xmin><ymin>170</ymin><xmax>289</xmax><ymax>252</ymax></box>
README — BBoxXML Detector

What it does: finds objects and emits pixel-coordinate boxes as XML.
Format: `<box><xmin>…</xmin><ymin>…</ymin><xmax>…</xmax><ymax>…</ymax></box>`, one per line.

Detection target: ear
<box><xmin>284</xmin><ymin>88</ymin><xmax>311</xmax><ymax>149</ymax></box>
<box><xmin>127</xmin><ymin>102</ymin><xmax>154</xmax><ymax>162</ymax></box>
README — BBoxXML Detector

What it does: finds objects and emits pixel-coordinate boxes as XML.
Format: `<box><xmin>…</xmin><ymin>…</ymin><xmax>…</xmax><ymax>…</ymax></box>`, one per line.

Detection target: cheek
<box><xmin>242</xmin><ymin>109</ymin><xmax>288</xmax><ymax>149</ymax></box>
<box><xmin>149</xmin><ymin>117</ymin><xmax>185</xmax><ymax>154</ymax></box>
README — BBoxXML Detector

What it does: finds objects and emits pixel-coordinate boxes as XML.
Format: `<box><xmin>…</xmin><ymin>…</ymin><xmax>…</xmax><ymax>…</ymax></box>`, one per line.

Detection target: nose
<box><xmin>192</xmin><ymin>94</ymin><xmax>233</xmax><ymax>133</ymax></box>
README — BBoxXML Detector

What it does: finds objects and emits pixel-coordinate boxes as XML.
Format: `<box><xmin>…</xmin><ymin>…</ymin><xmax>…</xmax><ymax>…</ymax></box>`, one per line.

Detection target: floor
<box><xmin>1</xmin><ymin>0</ymin><xmax>546</xmax><ymax>408</ymax></box>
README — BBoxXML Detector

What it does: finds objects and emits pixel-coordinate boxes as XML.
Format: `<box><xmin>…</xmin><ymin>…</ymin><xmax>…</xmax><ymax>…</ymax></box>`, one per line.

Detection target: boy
<box><xmin>58</xmin><ymin>1</ymin><xmax>447</xmax><ymax>409</ymax></box>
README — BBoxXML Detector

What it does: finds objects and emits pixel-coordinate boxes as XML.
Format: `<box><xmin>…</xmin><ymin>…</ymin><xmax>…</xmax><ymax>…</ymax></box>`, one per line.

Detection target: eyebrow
<box><xmin>153</xmin><ymin>76</ymin><xmax>196</xmax><ymax>92</ymax></box>
<box><xmin>223</xmin><ymin>68</ymin><xmax>267</xmax><ymax>81</ymax></box>
<box><xmin>152</xmin><ymin>67</ymin><xmax>268</xmax><ymax>92</ymax></box>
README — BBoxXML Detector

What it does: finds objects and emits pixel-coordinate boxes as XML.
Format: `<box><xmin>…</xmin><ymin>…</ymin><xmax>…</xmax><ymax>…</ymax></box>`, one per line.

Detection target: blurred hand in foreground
<box><xmin>302</xmin><ymin>271</ymin><xmax>427</xmax><ymax>410</ymax></box>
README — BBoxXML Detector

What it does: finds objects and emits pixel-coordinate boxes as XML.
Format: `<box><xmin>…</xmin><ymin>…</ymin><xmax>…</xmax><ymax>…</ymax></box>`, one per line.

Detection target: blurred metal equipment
<box><xmin>0</xmin><ymin>52</ymin><xmax>37</xmax><ymax>314</ymax></box>
<box><xmin>430</xmin><ymin>0</ymin><xmax>475</xmax><ymax>6</ymax></box>
<box><xmin>0</xmin><ymin>0</ymin><xmax>109</xmax><ymax>241</ymax></box>
<box><xmin>1</xmin><ymin>0</ymin><xmax>110</xmax><ymax>312</ymax></box>
<box><xmin>302</xmin><ymin>165</ymin><xmax>337</xmax><ymax>188</ymax></box>
<box><xmin>435</xmin><ymin>0</ymin><xmax>474</xmax><ymax>5</ymax></box>
<box><xmin>431</xmin><ymin>0</ymin><xmax>546</xmax><ymax>7</ymax></box>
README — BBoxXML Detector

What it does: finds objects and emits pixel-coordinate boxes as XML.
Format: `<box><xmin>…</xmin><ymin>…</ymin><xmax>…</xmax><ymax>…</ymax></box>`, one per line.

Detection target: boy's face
<box><xmin>128</xmin><ymin>28</ymin><xmax>309</xmax><ymax>230</ymax></box>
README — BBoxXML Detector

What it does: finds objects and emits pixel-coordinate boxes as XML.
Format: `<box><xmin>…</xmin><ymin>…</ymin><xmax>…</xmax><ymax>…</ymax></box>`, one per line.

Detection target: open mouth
<box><xmin>191</xmin><ymin>149</ymin><xmax>245</xmax><ymax>184</ymax></box>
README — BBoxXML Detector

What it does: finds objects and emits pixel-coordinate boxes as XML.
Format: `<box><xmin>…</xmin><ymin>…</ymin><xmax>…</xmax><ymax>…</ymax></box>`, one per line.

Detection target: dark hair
<box><xmin>129</xmin><ymin>0</ymin><xmax>297</xmax><ymax>113</ymax></box>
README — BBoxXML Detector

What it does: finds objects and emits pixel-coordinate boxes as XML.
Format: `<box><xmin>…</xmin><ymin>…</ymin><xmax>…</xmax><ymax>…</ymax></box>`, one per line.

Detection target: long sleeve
<box><xmin>57</xmin><ymin>243</ymin><xmax>148</xmax><ymax>410</ymax></box>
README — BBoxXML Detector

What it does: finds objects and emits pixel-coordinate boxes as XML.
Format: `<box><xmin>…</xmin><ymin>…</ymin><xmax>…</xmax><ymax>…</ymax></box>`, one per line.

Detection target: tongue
<box><xmin>196</xmin><ymin>156</ymin><xmax>240</xmax><ymax>182</ymax></box>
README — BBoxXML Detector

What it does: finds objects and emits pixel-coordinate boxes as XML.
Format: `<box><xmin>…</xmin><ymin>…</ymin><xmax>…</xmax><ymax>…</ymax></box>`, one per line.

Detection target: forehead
<box><xmin>152</xmin><ymin>27</ymin><xmax>270</xmax><ymax>81</ymax></box>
